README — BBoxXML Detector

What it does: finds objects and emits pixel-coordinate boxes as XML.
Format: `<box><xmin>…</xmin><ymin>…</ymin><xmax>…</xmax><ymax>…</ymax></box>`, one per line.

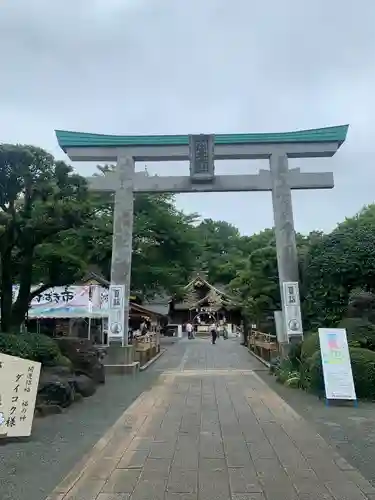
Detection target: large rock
<box><xmin>55</xmin><ymin>337</ymin><xmax>105</xmax><ymax>384</ymax></box>
<box><xmin>42</xmin><ymin>365</ymin><xmax>72</xmax><ymax>378</ymax></box>
<box><xmin>91</xmin><ymin>362</ymin><xmax>105</xmax><ymax>384</ymax></box>
<box><xmin>36</xmin><ymin>404</ymin><xmax>64</xmax><ymax>417</ymax></box>
<box><xmin>37</xmin><ymin>372</ymin><xmax>75</xmax><ymax>408</ymax></box>
<box><xmin>75</xmin><ymin>374</ymin><xmax>96</xmax><ymax>397</ymax></box>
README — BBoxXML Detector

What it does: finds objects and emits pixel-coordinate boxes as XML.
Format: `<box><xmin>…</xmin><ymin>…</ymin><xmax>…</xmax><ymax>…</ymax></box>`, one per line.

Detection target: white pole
<box><xmin>88</xmin><ymin>316</ymin><xmax>92</xmax><ymax>340</ymax></box>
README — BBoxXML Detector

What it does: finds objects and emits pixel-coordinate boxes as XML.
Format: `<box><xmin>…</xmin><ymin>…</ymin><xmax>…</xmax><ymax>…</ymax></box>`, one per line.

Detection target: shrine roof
<box><xmin>183</xmin><ymin>275</ymin><xmax>228</xmax><ymax>295</ymax></box>
<box><xmin>55</xmin><ymin>125</ymin><xmax>348</xmax><ymax>150</ymax></box>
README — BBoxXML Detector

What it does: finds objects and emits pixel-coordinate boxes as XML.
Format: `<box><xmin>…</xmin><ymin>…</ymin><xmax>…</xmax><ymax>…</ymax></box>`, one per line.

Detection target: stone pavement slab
<box><xmin>46</xmin><ymin>338</ymin><xmax>375</xmax><ymax>500</ymax></box>
<box><xmin>256</xmin><ymin>366</ymin><xmax>375</xmax><ymax>485</ymax></box>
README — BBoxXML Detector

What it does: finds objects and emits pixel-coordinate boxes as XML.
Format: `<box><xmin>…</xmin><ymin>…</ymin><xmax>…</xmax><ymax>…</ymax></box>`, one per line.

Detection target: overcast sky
<box><xmin>0</xmin><ymin>0</ymin><xmax>374</xmax><ymax>235</ymax></box>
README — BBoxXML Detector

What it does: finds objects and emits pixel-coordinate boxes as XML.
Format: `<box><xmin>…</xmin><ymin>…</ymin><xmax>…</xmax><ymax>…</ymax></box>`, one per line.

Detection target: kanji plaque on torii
<box><xmin>189</xmin><ymin>134</ymin><xmax>215</xmax><ymax>181</ymax></box>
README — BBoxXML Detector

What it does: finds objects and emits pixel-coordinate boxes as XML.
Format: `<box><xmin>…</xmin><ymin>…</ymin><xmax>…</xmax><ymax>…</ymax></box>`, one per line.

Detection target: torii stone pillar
<box><xmin>270</xmin><ymin>153</ymin><xmax>299</xmax><ymax>285</ymax></box>
<box><xmin>55</xmin><ymin>125</ymin><xmax>348</xmax><ymax>368</ymax></box>
<box><xmin>270</xmin><ymin>153</ymin><xmax>300</xmax><ymax>350</ymax></box>
<box><xmin>110</xmin><ymin>154</ymin><xmax>135</xmax><ymax>347</ymax></box>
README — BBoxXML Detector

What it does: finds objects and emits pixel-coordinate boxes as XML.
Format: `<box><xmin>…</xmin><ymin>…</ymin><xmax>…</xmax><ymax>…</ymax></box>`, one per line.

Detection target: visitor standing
<box><xmin>140</xmin><ymin>319</ymin><xmax>147</xmax><ymax>336</ymax></box>
<box><xmin>210</xmin><ymin>322</ymin><xmax>217</xmax><ymax>344</ymax></box>
<box><xmin>186</xmin><ymin>321</ymin><xmax>193</xmax><ymax>339</ymax></box>
<box><xmin>223</xmin><ymin>323</ymin><xmax>228</xmax><ymax>339</ymax></box>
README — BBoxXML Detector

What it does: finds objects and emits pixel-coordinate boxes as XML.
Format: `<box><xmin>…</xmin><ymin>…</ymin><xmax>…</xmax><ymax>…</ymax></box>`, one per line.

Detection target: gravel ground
<box><xmin>0</xmin><ymin>339</ymin><xmax>182</xmax><ymax>500</ymax></box>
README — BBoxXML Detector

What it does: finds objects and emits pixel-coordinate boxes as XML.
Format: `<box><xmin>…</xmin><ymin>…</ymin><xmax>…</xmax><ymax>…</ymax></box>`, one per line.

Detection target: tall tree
<box><xmin>194</xmin><ymin>219</ymin><xmax>243</xmax><ymax>283</ymax></box>
<box><xmin>0</xmin><ymin>145</ymin><xmax>93</xmax><ymax>332</ymax></box>
<box><xmin>82</xmin><ymin>167</ymin><xmax>201</xmax><ymax>297</ymax></box>
<box><xmin>301</xmin><ymin>205</ymin><xmax>375</xmax><ymax>329</ymax></box>
<box><xmin>131</xmin><ymin>193</ymin><xmax>200</xmax><ymax>295</ymax></box>
<box><xmin>230</xmin><ymin>243</ymin><xmax>279</xmax><ymax>331</ymax></box>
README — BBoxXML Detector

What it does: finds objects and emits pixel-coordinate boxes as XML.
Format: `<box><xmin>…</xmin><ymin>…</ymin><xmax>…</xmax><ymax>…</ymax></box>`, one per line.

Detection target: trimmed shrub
<box><xmin>288</xmin><ymin>342</ymin><xmax>302</xmax><ymax>369</ymax></box>
<box><xmin>275</xmin><ymin>358</ymin><xmax>294</xmax><ymax>384</ymax></box>
<box><xmin>55</xmin><ymin>355</ymin><xmax>73</xmax><ymax>370</ymax></box>
<box><xmin>348</xmin><ymin>348</ymin><xmax>375</xmax><ymax>399</ymax></box>
<box><xmin>300</xmin><ymin>332</ymin><xmax>321</xmax><ymax>391</ymax></box>
<box><xmin>347</xmin><ymin>288</ymin><xmax>375</xmax><ymax>320</ymax></box>
<box><xmin>0</xmin><ymin>333</ymin><xmax>34</xmax><ymax>360</ymax></box>
<box><xmin>21</xmin><ymin>333</ymin><xmax>61</xmax><ymax>366</ymax></box>
<box><xmin>307</xmin><ymin>351</ymin><xmax>325</xmax><ymax>396</ymax></box>
<box><xmin>301</xmin><ymin>331</ymin><xmax>320</xmax><ymax>360</ymax></box>
<box><xmin>338</xmin><ymin>317</ymin><xmax>375</xmax><ymax>351</ymax></box>
<box><xmin>309</xmin><ymin>347</ymin><xmax>375</xmax><ymax>399</ymax></box>
<box><xmin>0</xmin><ymin>332</ymin><xmax>62</xmax><ymax>366</ymax></box>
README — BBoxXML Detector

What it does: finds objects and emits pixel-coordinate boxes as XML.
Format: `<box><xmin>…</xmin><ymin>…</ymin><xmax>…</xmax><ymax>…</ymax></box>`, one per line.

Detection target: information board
<box><xmin>0</xmin><ymin>353</ymin><xmax>41</xmax><ymax>437</ymax></box>
<box><xmin>318</xmin><ymin>328</ymin><xmax>356</xmax><ymax>401</ymax></box>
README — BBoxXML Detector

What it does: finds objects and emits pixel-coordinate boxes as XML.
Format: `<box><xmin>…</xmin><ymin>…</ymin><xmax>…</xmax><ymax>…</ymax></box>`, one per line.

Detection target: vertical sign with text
<box><xmin>0</xmin><ymin>353</ymin><xmax>41</xmax><ymax>438</ymax></box>
<box><xmin>108</xmin><ymin>284</ymin><xmax>125</xmax><ymax>341</ymax></box>
<box><xmin>282</xmin><ymin>281</ymin><xmax>303</xmax><ymax>339</ymax></box>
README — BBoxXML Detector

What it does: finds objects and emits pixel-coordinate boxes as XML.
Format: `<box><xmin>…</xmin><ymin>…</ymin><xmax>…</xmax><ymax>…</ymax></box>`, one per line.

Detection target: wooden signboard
<box><xmin>0</xmin><ymin>353</ymin><xmax>41</xmax><ymax>438</ymax></box>
<box><xmin>0</xmin><ymin>355</ymin><xmax>11</xmax><ymax>437</ymax></box>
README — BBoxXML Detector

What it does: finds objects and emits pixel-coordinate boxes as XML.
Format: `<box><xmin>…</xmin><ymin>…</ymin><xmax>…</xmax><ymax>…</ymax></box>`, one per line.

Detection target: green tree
<box><xmin>230</xmin><ymin>244</ymin><xmax>280</xmax><ymax>331</ymax></box>
<box><xmin>82</xmin><ymin>168</ymin><xmax>201</xmax><ymax>297</ymax></box>
<box><xmin>227</xmin><ymin>228</ymin><xmax>323</xmax><ymax>332</ymax></box>
<box><xmin>194</xmin><ymin>219</ymin><xmax>244</xmax><ymax>283</ymax></box>
<box><xmin>0</xmin><ymin>145</ymin><xmax>93</xmax><ymax>332</ymax></box>
<box><xmin>131</xmin><ymin>193</ymin><xmax>200</xmax><ymax>296</ymax></box>
<box><xmin>301</xmin><ymin>205</ymin><xmax>375</xmax><ymax>329</ymax></box>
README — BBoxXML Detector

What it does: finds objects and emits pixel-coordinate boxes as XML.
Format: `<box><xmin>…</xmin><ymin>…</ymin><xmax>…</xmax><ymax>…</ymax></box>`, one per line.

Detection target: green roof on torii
<box><xmin>55</xmin><ymin>125</ymin><xmax>349</xmax><ymax>151</ymax></box>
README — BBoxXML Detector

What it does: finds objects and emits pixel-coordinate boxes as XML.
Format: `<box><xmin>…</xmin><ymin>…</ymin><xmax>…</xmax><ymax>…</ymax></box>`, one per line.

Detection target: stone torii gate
<box><xmin>56</xmin><ymin>125</ymin><xmax>348</xmax><ymax>363</ymax></box>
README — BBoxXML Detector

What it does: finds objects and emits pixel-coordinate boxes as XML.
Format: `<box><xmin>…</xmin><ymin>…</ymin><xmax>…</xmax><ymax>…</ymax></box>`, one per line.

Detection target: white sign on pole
<box><xmin>282</xmin><ymin>281</ymin><xmax>303</xmax><ymax>338</ymax></box>
<box><xmin>0</xmin><ymin>353</ymin><xmax>41</xmax><ymax>438</ymax></box>
<box><xmin>318</xmin><ymin>328</ymin><xmax>357</xmax><ymax>401</ymax></box>
<box><xmin>108</xmin><ymin>284</ymin><xmax>125</xmax><ymax>341</ymax></box>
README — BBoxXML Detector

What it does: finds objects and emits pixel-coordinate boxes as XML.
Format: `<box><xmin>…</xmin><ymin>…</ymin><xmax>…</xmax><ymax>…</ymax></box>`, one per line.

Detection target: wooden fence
<box><xmin>133</xmin><ymin>332</ymin><xmax>160</xmax><ymax>366</ymax></box>
<box><xmin>248</xmin><ymin>330</ymin><xmax>278</xmax><ymax>362</ymax></box>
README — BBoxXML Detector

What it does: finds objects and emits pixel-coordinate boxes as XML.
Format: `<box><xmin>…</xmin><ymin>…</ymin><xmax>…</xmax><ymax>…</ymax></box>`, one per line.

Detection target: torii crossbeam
<box><xmin>86</xmin><ymin>168</ymin><xmax>333</xmax><ymax>193</ymax></box>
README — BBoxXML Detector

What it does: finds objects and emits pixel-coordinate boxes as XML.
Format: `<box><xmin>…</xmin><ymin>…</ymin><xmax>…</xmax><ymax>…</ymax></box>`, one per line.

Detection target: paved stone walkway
<box><xmin>256</xmin><ymin>368</ymin><xmax>375</xmax><ymax>485</ymax></box>
<box><xmin>47</xmin><ymin>338</ymin><xmax>375</xmax><ymax>500</ymax></box>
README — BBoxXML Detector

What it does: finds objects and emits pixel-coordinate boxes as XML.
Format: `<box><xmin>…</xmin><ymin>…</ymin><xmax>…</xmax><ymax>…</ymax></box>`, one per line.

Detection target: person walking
<box><xmin>186</xmin><ymin>321</ymin><xmax>193</xmax><ymax>339</ymax></box>
<box><xmin>210</xmin><ymin>322</ymin><xmax>217</xmax><ymax>344</ymax></box>
<box><xmin>223</xmin><ymin>323</ymin><xmax>228</xmax><ymax>340</ymax></box>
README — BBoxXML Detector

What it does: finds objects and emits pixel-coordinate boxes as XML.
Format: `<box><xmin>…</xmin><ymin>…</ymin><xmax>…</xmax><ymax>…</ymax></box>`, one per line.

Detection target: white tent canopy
<box><xmin>11</xmin><ymin>284</ymin><xmax>110</xmax><ymax>320</ymax></box>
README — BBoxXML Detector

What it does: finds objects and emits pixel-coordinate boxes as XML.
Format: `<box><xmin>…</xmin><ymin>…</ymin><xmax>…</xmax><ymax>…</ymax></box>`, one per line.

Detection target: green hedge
<box><xmin>337</xmin><ymin>317</ymin><xmax>375</xmax><ymax>350</ymax></box>
<box><xmin>0</xmin><ymin>332</ymin><xmax>62</xmax><ymax>366</ymax></box>
<box><xmin>0</xmin><ymin>334</ymin><xmax>34</xmax><ymax>360</ymax></box>
<box><xmin>304</xmin><ymin>320</ymin><xmax>375</xmax><ymax>356</ymax></box>
<box><xmin>309</xmin><ymin>347</ymin><xmax>375</xmax><ymax>399</ymax></box>
<box><xmin>21</xmin><ymin>333</ymin><xmax>61</xmax><ymax>366</ymax></box>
